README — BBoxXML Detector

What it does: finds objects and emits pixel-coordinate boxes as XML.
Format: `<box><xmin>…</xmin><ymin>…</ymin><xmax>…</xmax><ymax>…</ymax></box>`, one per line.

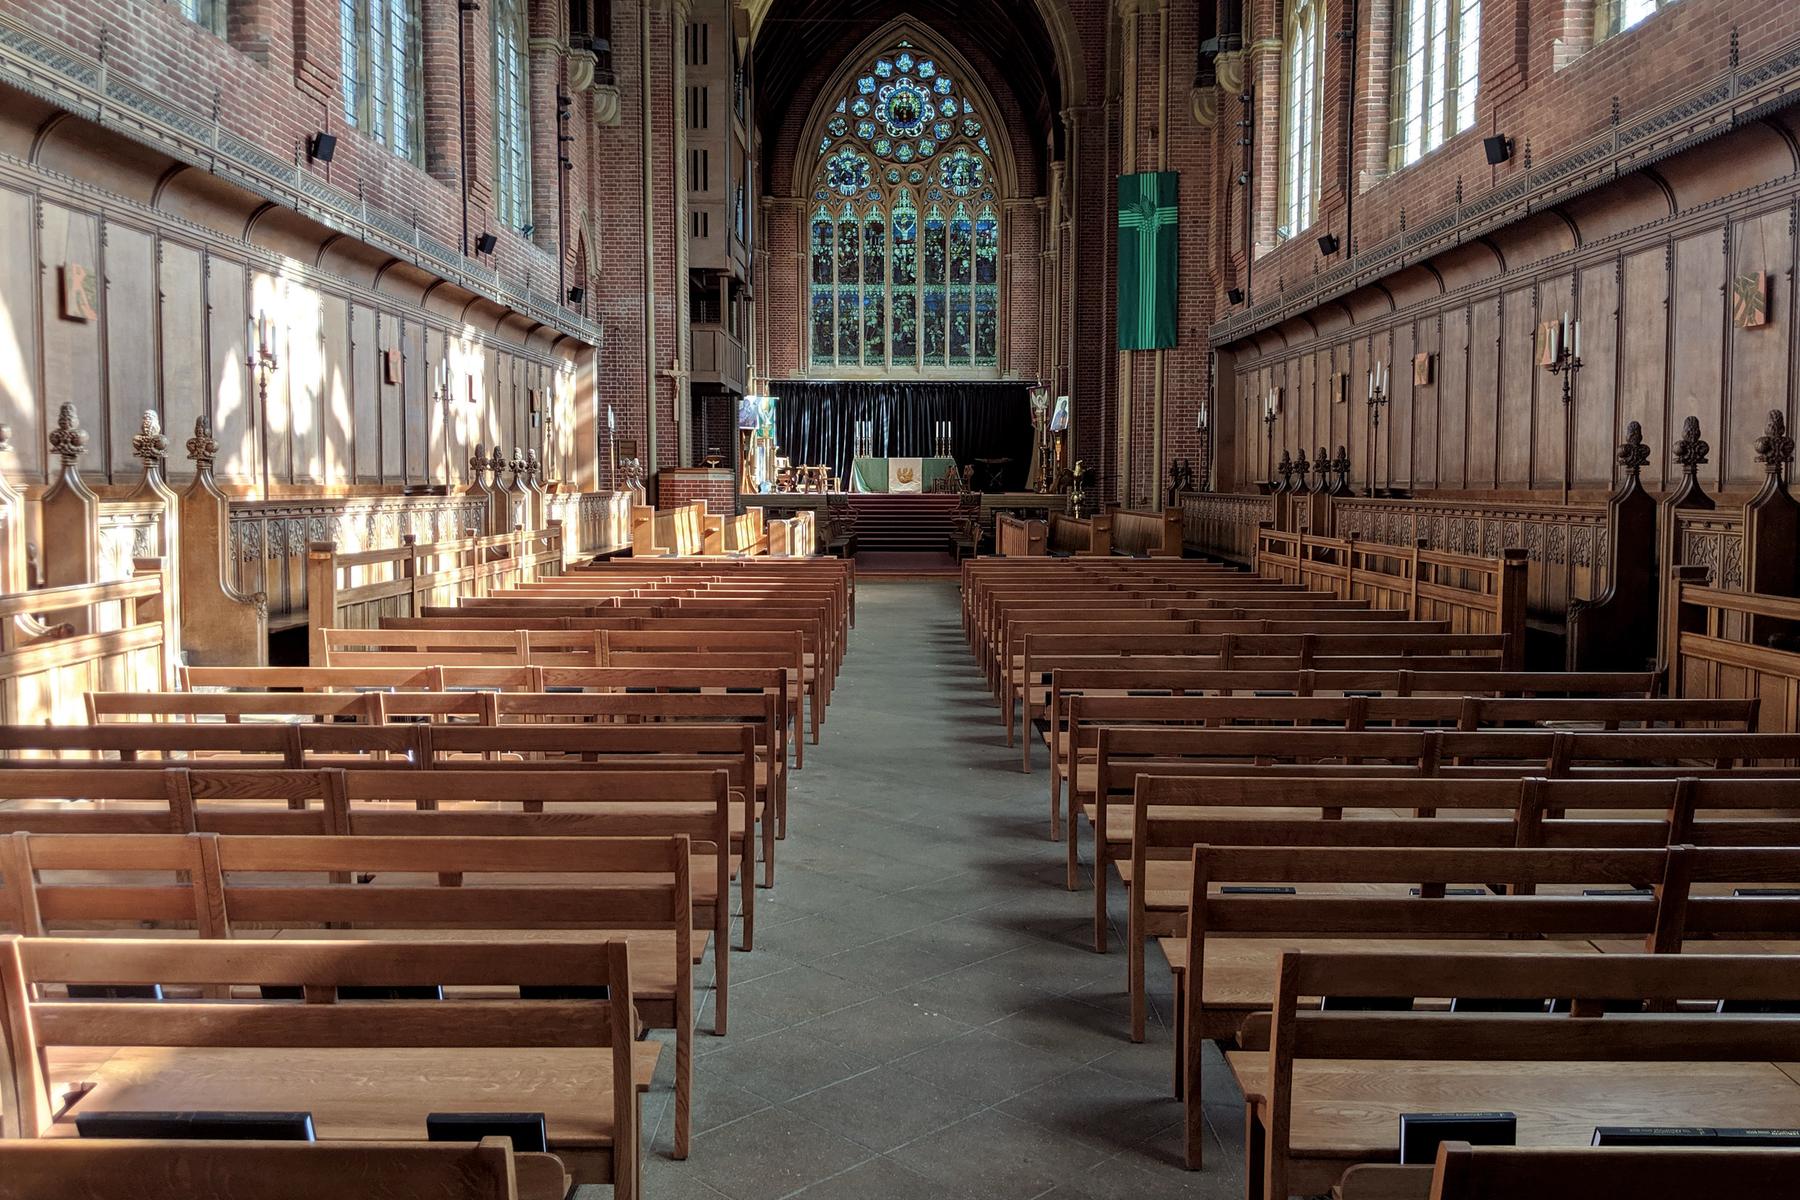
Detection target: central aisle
<box><xmin>638</xmin><ymin>580</ymin><xmax>1241</xmax><ymax>1200</ymax></box>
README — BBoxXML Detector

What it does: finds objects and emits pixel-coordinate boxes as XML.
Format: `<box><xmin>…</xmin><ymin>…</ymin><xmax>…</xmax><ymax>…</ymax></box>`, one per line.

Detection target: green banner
<box><xmin>1117</xmin><ymin>171</ymin><xmax>1179</xmax><ymax>351</ymax></box>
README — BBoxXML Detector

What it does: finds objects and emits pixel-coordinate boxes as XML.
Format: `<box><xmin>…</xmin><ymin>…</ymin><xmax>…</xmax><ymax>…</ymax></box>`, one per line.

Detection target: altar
<box><xmin>849</xmin><ymin>456</ymin><xmax>958</xmax><ymax>493</ymax></box>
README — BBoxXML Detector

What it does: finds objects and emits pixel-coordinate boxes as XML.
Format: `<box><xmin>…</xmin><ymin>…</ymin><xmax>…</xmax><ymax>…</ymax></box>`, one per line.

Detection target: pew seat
<box><xmin>0</xmin><ymin>1136</ymin><xmax>572</xmax><ymax>1200</ymax></box>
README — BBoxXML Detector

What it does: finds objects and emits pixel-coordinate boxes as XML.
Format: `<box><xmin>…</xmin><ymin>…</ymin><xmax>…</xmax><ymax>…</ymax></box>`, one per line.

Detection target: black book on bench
<box><xmin>1399</xmin><ymin>1112</ymin><xmax>1516</xmax><ymax>1164</ymax></box>
<box><xmin>76</xmin><ymin>1111</ymin><xmax>315</xmax><ymax>1141</ymax></box>
<box><xmin>427</xmin><ymin>1112</ymin><xmax>549</xmax><ymax>1153</ymax></box>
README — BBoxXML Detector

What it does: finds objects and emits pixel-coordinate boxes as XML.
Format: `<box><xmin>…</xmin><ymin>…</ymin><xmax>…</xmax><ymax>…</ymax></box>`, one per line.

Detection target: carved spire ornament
<box><xmin>48</xmin><ymin>404</ymin><xmax>88</xmax><ymax>466</ymax></box>
<box><xmin>524</xmin><ymin>448</ymin><xmax>542</xmax><ymax>485</ymax></box>
<box><xmin>186</xmin><ymin>415</ymin><xmax>219</xmax><ymax>472</ymax></box>
<box><xmin>1672</xmin><ymin>415</ymin><xmax>1709</xmax><ymax>476</ymax></box>
<box><xmin>1331</xmin><ymin>445</ymin><xmax>1351</xmax><ymax>495</ymax></box>
<box><xmin>469</xmin><ymin>443</ymin><xmax>490</xmax><ymax>485</ymax></box>
<box><xmin>1275</xmin><ymin>449</ymin><xmax>1293</xmax><ymax>491</ymax></box>
<box><xmin>1314</xmin><ymin>446</ymin><xmax>1330</xmax><ymax>491</ymax></box>
<box><xmin>1615</xmin><ymin>421</ymin><xmax>1650</xmax><ymax>479</ymax></box>
<box><xmin>131</xmin><ymin>411</ymin><xmax>169</xmax><ymax>469</ymax></box>
<box><xmin>1754</xmin><ymin>410</ymin><xmax>1794</xmax><ymax>480</ymax></box>
<box><xmin>508</xmin><ymin>446</ymin><xmax>528</xmax><ymax>486</ymax></box>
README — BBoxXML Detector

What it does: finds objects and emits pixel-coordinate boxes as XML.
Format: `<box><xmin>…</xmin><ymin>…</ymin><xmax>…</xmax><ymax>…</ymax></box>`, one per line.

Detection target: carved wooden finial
<box><xmin>1673</xmin><ymin>415</ymin><xmax>1709</xmax><ymax>474</ymax></box>
<box><xmin>0</xmin><ymin>423</ymin><xmax>12</xmax><ymax>454</ymax></box>
<box><xmin>508</xmin><ymin>447</ymin><xmax>527</xmax><ymax>483</ymax></box>
<box><xmin>1293</xmin><ymin>448</ymin><xmax>1311</xmax><ymax>478</ymax></box>
<box><xmin>48</xmin><ymin>404</ymin><xmax>87</xmax><ymax>466</ymax></box>
<box><xmin>1754</xmin><ymin>410</ymin><xmax>1794</xmax><ymax>476</ymax></box>
<box><xmin>186</xmin><ymin>415</ymin><xmax>218</xmax><ymax>471</ymax></box>
<box><xmin>469</xmin><ymin>443</ymin><xmax>489</xmax><ymax>482</ymax></box>
<box><xmin>131</xmin><ymin>410</ymin><xmax>168</xmax><ymax>468</ymax></box>
<box><xmin>1314</xmin><ymin>446</ymin><xmax>1329</xmax><ymax>481</ymax></box>
<box><xmin>1276</xmin><ymin>449</ymin><xmax>1293</xmax><ymax>485</ymax></box>
<box><xmin>488</xmin><ymin>446</ymin><xmax>509</xmax><ymax>474</ymax></box>
<box><xmin>1615</xmin><ymin>421</ymin><xmax>1649</xmax><ymax>478</ymax></box>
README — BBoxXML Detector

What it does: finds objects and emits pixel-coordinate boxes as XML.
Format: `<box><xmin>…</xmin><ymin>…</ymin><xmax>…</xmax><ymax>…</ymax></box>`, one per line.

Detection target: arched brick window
<box><xmin>492</xmin><ymin>0</ymin><xmax>533</xmax><ymax>231</ymax></box>
<box><xmin>1279</xmin><ymin>0</ymin><xmax>1324</xmax><ymax>241</ymax></box>
<box><xmin>339</xmin><ymin>0</ymin><xmax>423</xmax><ymax>161</ymax></box>
<box><xmin>1388</xmin><ymin>0</ymin><xmax>1480</xmax><ymax>168</ymax></box>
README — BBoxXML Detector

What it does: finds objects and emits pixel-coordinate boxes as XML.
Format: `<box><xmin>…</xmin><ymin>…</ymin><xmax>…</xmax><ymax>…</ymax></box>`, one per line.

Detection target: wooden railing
<box><xmin>1109</xmin><ymin>507</ymin><xmax>1183</xmax><ymax>557</ymax></box>
<box><xmin>1049</xmin><ymin>513</ymin><xmax>1110</xmax><ymax>556</ymax></box>
<box><xmin>1256</xmin><ymin>528</ymin><xmax>1528</xmax><ymax>669</ymax></box>
<box><xmin>0</xmin><ymin>559</ymin><xmax>173</xmax><ymax>724</ymax></box>
<box><xmin>1667</xmin><ymin>569</ymin><xmax>1800</xmax><ymax>732</ymax></box>
<box><xmin>1181</xmin><ymin>492</ymin><xmax>1272</xmax><ymax>564</ymax></box>
<box><xmin>305</xmin><ymin>525</ymin><xmax>565</xmax><ymax>664</ymax></box>
<box><xmin>996</xmin><ymin>515</ymin><xmax>1046</xmax><ymax>556</ymax></box>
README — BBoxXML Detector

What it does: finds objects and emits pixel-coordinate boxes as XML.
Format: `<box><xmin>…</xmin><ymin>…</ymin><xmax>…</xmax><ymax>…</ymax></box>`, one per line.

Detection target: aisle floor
<box><xmin>623</xmin><ymin>580</ymin><xmax>1246</xmax><ymax>1199</ymax></box>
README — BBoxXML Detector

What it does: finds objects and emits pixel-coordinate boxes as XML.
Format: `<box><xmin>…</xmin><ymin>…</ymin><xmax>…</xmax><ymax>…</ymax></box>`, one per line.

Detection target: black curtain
<box><xmin>770</xmin><ymin>381</ymin><xmax>1035</xmax><ymax>490</ymax></box>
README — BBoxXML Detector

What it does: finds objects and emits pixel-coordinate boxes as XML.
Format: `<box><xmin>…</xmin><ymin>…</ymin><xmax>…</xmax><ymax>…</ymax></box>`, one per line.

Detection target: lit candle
<box><xmin>246</xmin><ymin>314</ymin><xmax>255</xmax><ymax>358</ymax></box>
<box><xmin>1572</xmin><ymin>319</ymin><xmax>1581</xmax><ymax>359</ymax></box>
<box><xmin>1367</xmin><ymin>370</ymin><xmax>1373</xmax><ymax>399</ymax></box>
<box><xmin>1562</xmin><ymin>311</ymin><xmax>1571</xmax><ymax>355</ymax></box>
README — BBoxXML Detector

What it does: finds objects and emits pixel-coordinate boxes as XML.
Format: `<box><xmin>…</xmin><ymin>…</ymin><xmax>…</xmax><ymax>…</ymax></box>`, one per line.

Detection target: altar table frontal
<box><xmin>849</xmin><ymin>456</ymin><xmax>957</xmax><ymax>493</ymax></box>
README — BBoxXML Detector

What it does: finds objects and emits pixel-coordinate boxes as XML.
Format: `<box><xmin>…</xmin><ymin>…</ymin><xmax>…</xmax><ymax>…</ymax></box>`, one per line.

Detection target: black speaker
<box><xmin>1226</xmin><ymin>287</ymin><xmax>1245</xmax><ymax>305</ymax></box>
<box><xmin>1483</xmin><ymin>134</ymin><xmax>1512</xmax><ymax>164</ymax></box>
<box><xmin>306</xmin><ymin>132</ymin><xmax>337</xmax><ymax>163</ymax></box>
<box><xmin>475</xmin><ymin>232</ymin><xmax>498</xmax><ymax>255</ymax></box>
<box><xmin>1317</xmin><ymin>233</ymin><xmax>1340</xmax><ymax>255</ymax></box>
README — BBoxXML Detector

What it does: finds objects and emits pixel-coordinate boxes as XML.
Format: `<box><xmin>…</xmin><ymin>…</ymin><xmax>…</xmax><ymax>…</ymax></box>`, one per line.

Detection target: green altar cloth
<box><xmin>849</xmin><ymin>456</ymin><xmax>957</xmax><ymax>493</ymax></box>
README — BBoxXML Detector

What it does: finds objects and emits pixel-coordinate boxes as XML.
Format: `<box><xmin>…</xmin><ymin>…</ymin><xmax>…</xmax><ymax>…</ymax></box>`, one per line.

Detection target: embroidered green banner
<box><xmin>1117</xmin><ymin>171</ymin><xmax>1179</xmax><ymax>351</ymax></box>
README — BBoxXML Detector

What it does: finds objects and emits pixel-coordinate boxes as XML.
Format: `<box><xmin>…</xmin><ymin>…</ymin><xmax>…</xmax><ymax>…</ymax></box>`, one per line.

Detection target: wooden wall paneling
<box><xmin>1330</xmin><ymin>343</ymin><xmax>1349</xmax><ymax>464</ymax></box>
<box><xmin>1534</xmin><ymin>274</ymin><xmax>1573</xmax><ymax>491</ymax></box>
<box><xmin>1301</xmin><ymin>347</ymin><xmax>1318</xmax><ymax>463</ymax></box>
<box><xmin>1673</xmin><ymin>228</ymin><xmax>1726</xmax><ymax>488</ymax></box>
<box><xmin>483</xmin><ymin>343</ymin><xmax>503</xmax><ymax>454</ymax></box>
<box><xmin>1468</xmin><ymin>296</ymin><xmax>1499</xmax><ymax>486</ymax></box>
<box><xmin>1440</xmin><ymin>307</ymin><xmax>1468</xmax><ymax>490</ymax></box>
<box><xmin>103</xmin><ymin>223</ymin><xmax>156</xmax><ymax>481</ymax></box>
<box><xmin>1620</xmin><ymin>245</ymin><xmax>1668</xmax><ymax>492</ymax></box>
<box><xmin>321</xmin><ymin>293</ymin><xmax>352</xmax><ymax>484</ymax></box>
<box><xmin>0</xmin><ymin>186</ymin><xmax>40</xmax><ymax>481</ymax></box>
<box><xmin>1347</xmin><ymin>339</ymin><xmax>1367</xmax><ymax>490</ymax></box>
<box><xmin>351</xmin><ymin>304</ymin><xmax>383</xmax><ymax>483</ymax></box>
<box><xmin>1499</xmin><ymin>285</ymin><xmax>1535</xmax><ymax>487</ymax></box>
<box><xmin>1574</xmin><ymin>261</ymin><xmax>1619</xmax><ymax>487</ymax></box>
<box><xmin>402</xmin><ymin>318</ymin><xmax>427</xmax><ymax>484</ymax></box>
<box><xmin>158</xmin><ymin>241</ymin><xmax>205</xmax><ymax>483</ymax></box>
<box><xmin>1727</xmin><ymin>208</ymin><xmax>1793</xmax><ymax>474</ymax></box>
<box><xmin>41</xmin><ymin>202</ymin><xmax>104</xmax><ymax>472</ymax></box>
<box><xmin>1390</xmin><ymin>320</ymin><xmax>1415</xmax><ymax>490</ymax></box>
<box><xmin>288</xmin><ymin>281</ymin><xmax>324</xmax><ymax>485</ymax></box>
<box><xmin>206</xmin><ymin>256</ymin><xmax>255</xmax><ymax>485</ymax></box>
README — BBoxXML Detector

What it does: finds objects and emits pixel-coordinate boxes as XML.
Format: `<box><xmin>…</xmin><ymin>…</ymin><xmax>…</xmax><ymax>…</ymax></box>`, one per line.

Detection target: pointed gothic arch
<box><xmin>792</xmin><ymin>22</ymin><xmax>1018</xmax><ymax>377</ymax></box>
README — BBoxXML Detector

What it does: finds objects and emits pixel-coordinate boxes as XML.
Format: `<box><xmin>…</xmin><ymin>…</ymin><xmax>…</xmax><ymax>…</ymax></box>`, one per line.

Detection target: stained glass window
<box><xmin>807</xmin><ymin>41</ymin><xmax>1002</xmax><ymax>372</ymax></box>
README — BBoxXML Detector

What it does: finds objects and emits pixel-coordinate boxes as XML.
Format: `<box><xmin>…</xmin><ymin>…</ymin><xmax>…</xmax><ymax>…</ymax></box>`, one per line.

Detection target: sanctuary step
<box><xmin>846</xmin><ymin>493</ymin><xmax>964</xmax><ymax>553</ymax></box>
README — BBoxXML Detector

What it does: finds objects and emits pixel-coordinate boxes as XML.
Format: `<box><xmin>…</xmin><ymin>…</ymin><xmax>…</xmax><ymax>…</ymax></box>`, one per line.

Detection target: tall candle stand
<box><xmin>1547</xmin><ymin>316</ymin><xmax>1583</xmax><ymax>504</ymax></box>
<box><xmin>1364</xmin><ymin>372</ymin><xmax>1389</xmax><ymax>497</ymax></box>
<box><xmin>434</xmin><ymin>359</ymin><xmax>456</xmax><ymax>485</ymax></box>
<box><xmin>1261</xmin><ymin>396</ymin><xmax>1278</xmax><ymax>488</ymax></box>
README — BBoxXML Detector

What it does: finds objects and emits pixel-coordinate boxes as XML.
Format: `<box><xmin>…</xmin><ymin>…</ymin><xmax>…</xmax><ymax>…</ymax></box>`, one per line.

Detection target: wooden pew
<box><xmin>1108</xmin><ymin>506</ymin><xmax>1184</xmax><ymax>556</ymax></box>
<box><xmin>1124</xmin><ymin>770</ymin><xmax>1800</xmax><ymax>1044</ymax></box>
<box><xmin>7</xmin><ymin>831</ymin><xmax>701</xmax><ymax>1159</ymax></box>
<box><xmin>1042</xmin><ymin>668</ymin><xmax>1662</xmax><ymax>833</ymax></box>
<box><xmin>0</xmin><ymin>1136</ymin><xmax>573</xmax><ymax>1200</ymax></box>
<box><xmin>1078</xmin><ymin>728</ymin><xmax>1800</xmax><ymax>945</ymax></box>
<box><xmin>0</xmin><ymin>936</ymin><xmax>653</xmax><ymax>1197</ymax></box>
<box><xmin>1054</xmin><ymin>691</ymin><xmax>1756</xmax><ymax>838</ymax></box>
<box><xmin>1047</xmin><ymin>512</ymin><xmax>1112</xmax><ymax>556</ymax></box>
<box><xmin>1335</xmin><ymin>1140</ymin><xmax>1800</xmax><ymax>1200</ymax></box>
<box><xmin>1232</xmin><ymin>950</ymin><xmax>1800</xmax><ymax>1198</ymax></box>
<box><xmin>994</xmin><ymin>514</ymin><xmax>1046</xmax><ymax>556</ymax></box>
